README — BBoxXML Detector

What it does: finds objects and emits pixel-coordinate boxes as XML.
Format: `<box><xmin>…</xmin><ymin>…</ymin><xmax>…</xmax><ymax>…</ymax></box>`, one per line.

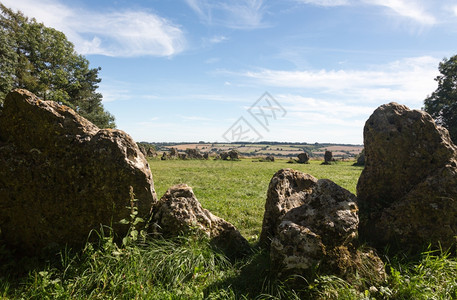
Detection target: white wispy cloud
<box><xmin>453</xmin><ymin>5</ymin><xmax>457</xmax><ymax>17</ymax></box>
<box><xmin>297</xmin><ymin>0</ymin><xmax>350</xmax><ymax>6</ymax></box>
<box><xmin>184</xmin><ymin>0</ymin><xmax>268</xmax><ymax>29</ymax></box>
<box><xmin>363</xmin><ymin>0</ymin><xmax>435</xmax><ymax>25</ymax></box>
<box><xmin>297</xmin><ymin>0</ymin><xmax>437</xmax><ymax>25</ymax></box>
<box><xmin>277</xmin><ymin>94</ymin><xmax>374</xmax><ymax>117</ymax></box>
<box><xmin>1</xmin><ymin>0</ymin><xmax>186</xmax><ymax>57</ymax></box>
<box><xmin>209</xmin><ymin>35</ymin><xmax>229</xmax><ymax>44</ymax></box>
<box><xmin>178</xmin><ymin>115</ymin><xmax>213</xmax><ymax>121</ymax></box>
<box><xmin>238</xmin><ymin>56</ymin><xmax>439</xmax><ymax>107</ymax></box>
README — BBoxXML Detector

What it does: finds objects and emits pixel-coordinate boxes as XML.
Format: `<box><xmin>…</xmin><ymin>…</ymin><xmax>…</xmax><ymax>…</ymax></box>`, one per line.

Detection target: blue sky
<box><xmin>4</xmin><ymin>0</ymin><xmax>457</xmax><ymax>144</ymax></box>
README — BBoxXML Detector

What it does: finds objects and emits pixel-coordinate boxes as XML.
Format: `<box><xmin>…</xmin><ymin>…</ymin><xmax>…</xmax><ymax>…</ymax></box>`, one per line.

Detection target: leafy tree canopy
<box><xmin>0</xmin><ymin>4</ymin><xmax>115</xmax><ymax>128</ymax></box>
<box><xmin>424</xmin><ymin>55</ymin><xmax>457</xmax><ymax>144</ymax></box>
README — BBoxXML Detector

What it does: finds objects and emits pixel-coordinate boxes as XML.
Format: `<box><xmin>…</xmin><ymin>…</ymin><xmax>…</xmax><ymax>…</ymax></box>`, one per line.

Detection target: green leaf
<box><xmin>119</xmin><ymin>219</ymin><xmax>130</xmax><ymax>225</ymax></box>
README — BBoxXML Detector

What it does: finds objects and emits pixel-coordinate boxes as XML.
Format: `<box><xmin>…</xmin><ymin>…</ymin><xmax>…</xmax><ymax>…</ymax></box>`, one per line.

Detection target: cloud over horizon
<box><xmin>238</xmin><ymin>56</ymin><xmax>439</xmax><ymax>107</ymax></box>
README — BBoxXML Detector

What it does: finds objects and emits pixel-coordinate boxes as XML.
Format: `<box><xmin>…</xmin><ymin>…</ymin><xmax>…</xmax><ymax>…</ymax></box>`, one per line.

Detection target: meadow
<box><xmin>1</xmin><ymin>158</ymin><xmax>457</xmax><ymax>299</ymax></box>
<box><xmin>150</xmin><ymin>159</ymin><xmax>362</xmax><ymax>241</ymax></box>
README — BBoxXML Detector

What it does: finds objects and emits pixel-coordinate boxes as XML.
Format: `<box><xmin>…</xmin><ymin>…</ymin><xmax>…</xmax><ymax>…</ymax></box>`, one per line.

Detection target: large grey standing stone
<box><xmin>357</xmin><ymin>102</ymin><xmax>457</xmax><ymax>251</ymax></box>
<box><xmin>0</xmin><ymin>89</ymin><xmax>157</xmax><ymax>253</ymax></box>
<box><xmin>259</xmin><ymin>169</ymin><xmax>318</xmax><ymax>247</ymax></box>
<box><xmin>152</xmin><ymin>184</ymin><xmax>250</xmax><ymax>258</ymax></box>
<box><xmin>267</xmin><ymin>171</ymin><xmax>384</xmax><ymax>282</ymax></box>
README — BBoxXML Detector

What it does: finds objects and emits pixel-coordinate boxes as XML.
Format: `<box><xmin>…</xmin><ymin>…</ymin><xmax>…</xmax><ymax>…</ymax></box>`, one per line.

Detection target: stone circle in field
<box><xmin>0</xmin><ymin>89</ymin><xmax>157</xmax><ymax>253</ymax></box>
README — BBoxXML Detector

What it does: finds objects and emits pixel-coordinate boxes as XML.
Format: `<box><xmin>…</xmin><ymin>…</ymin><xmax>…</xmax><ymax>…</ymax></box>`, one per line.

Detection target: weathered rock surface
<box><xmin>185</xmin><ymin>148</ymin><xmax>205</xmax><ymax>159</ymax></box>
<box><xmin>259</xmin><ymin>169</ymin><xmax>318</xmax><ymax>247</ymax></box>
<box><xmin>265</xmin><ymin>170</ymin><xmax>385</xmax><ymax>282</ymax></box>
<box><xmin>139</xmin><ymin>145</ymin><xmax>147</xmax><ymax>156</ymax></box>
<box><xmin>229</xmin><ymin>149</ymin><xmax>240</xmax><ymax>160</ymax></box>
<box><xmin>152</xmin><ymin>184</ymin><xmax>250</xmax><ymax>258</ymax></box>
<box><xmin>265</xmin><ymin>155</ymin><xmax>275</xmax><ymax>162</ymax></box>
<box><xmin>297</xmin><ymin>152</ymin><xmax>309</xmax><ymax>164</ymax></box>
<box><xmin>146</xmin><ymin>147</ymin><xmax>156</xmax><ymax>157</ymax></box>
<box><xmin>169</xmin><ymin>147</ymin><xmax>178</xmax><ymax>157</ymax></box>
<box><xmin>219</xmin><ymin>150</ymin><xmax>240</xmax><ymax>161</ymax></box>
<box><xmin>357</xmin><ymin>102</ymin><xmax>457</xmax><ymax>250</ymax></box>
<box><xmin>0</xmin><ymin>89</ymin><xmax>157</xmax><ymax>253</ymax></box>
<box><xmin>353</xmin><ymin>150</ymin><xmax>365</xmax><ymax>166</ymax></box>
<box><xmin>220</xmin><ymin>152</ymin><xmax>229</xmax><ymax>160</ymax></box>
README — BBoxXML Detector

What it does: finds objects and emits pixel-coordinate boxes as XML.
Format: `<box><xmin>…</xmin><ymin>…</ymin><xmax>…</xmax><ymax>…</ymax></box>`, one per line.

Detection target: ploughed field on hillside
<box><xmin>152</xmin><ymin>142</ymin><xmax>363</xmax><ymax>160</ymax></box>
<box><xmin>148</xmin><ymin>158</ymin><xmax>363</xmax><ymax>241</ymax></box>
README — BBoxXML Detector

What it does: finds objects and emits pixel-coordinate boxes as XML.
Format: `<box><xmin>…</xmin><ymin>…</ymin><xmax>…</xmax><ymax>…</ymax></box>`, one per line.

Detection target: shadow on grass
<box><xmin>204</xmin><ymin>245</ymin><xmax>308</xmax><ymax>299</ymax></box>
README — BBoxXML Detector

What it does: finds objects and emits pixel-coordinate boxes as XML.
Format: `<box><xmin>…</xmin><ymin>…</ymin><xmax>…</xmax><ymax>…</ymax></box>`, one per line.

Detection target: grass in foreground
<box><xmin>1</xmin><ymin>159</ymin><xmax>457</xmax><ymax>299</ymax></box>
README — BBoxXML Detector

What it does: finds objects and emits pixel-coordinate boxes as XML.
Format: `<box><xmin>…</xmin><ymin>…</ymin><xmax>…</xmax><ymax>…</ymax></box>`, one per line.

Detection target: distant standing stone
<box><xmin>297</xmin><ymin>152</ymin><xmax>309</xmax><ymax>164</ymax></box>
<box><xmin>265</xmin><ymin>155</ymin><xmax>275</xmax><ymax>162</ymax></box>
<box><xmin>354</xmin><ymin>150</ymin><xmax>365</xmax><ymax>166</ymax></box>
<box><xmin>220</xmin><ymin>152</ymin><xmax>229</xmax><ymax>160</ymax></box>
<box><xmin>323</xmin><ymin>150</ymin><xmax>333</xmax><ymax>164</ymax></box>
<box><xmin>147</xmin><ymin>147</ymin><xmax>156</xmax><ymax>157</ymax></box>
<box><xmin>228</xmin><ymin>149</ymin><xmax>240</xmax><ymax>160</ymax></box>
<box><xmin>169</xmin><ymin>147</ymin><xmax>179</xmax><ymax>158</ymax></box>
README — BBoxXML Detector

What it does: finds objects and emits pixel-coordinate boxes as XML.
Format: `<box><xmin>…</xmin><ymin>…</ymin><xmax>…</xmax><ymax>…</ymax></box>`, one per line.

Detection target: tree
<box><xmin>424</xmin><ymin>55</ymin><xmax>457</xmax><ymax>143</ymax></box>
<box><xmin>0</xmin><ymin>4</ymin><xmax>115</xmax><ymax>128</ymax></box>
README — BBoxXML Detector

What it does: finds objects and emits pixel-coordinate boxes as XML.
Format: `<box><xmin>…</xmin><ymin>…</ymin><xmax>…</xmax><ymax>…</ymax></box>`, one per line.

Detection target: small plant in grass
<box><xmin>118</xmin><ymin>186</ymin><xmax>147</xmax><ymax>246</ymax></box>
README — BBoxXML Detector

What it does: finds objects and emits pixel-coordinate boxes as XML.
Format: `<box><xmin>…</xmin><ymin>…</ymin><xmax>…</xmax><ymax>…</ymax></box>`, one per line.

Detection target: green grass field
<box><xmin>150</xmin><ymin>158</ymin><xmax>363</xmax><ymax>241</ymax></box>
<box><xmin>1</xmin><ymin>158</ymin><xmax>457</xmax><ymax>299</ymax></box>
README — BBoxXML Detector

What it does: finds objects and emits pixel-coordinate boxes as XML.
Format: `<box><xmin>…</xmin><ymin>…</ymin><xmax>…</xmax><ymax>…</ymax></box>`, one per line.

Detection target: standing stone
<box><xmin>297</xmin><ymin>152</ymin><xmax>309</xmax><ymax>164</ymax></box>
<box><xmin>228</xmin><ymin>149</ymin><xmax>240</xmax><ymax>160</ymax></box>
<box><xmin>152</xmin><ymin>184</ymin><xmax>251</xmax><ymax>258</ymax></box>
<box><xmin>265</xmin><ymin>155</ymin><xmax>275</xmax><ymax>162</ymax></box>
<box><xmin>0</xmin><ymin>90</ymin><xmax>157</xmax><ymax>253</ymax></box>
<box><xmin>138</xmin><ymin>145</ymin><xmax>147</xmax><ymax>156</ymax></box>
<box><xmin>220</xmin><ymin>152</ymin><xmax>229</xmax><ymax>160</ymax></box>
<box><xmin>259</xmin><ymin>169</ymin><xmax>318</xmax><ymax>247</ymax></box>
<box><xmin>357</xmin><ymin>102</ymin><xmax>457</xmax><ymax>251</ymax></box>
<box><xmin>322</xmin><ymin>150</ymin><xmax>333</xmax><ymax>164</ymax></box>
<box><xmin>169</xmin><ymin>147</ymin><xmax>179</xmax><ymax>158</ymax></box>
<box><xmin>353</xmin><ymin>150</ymin><xmax>365</xmax><ymax>166</ymax></box>
<box><xmin>185</xmin><ymin>148</ymin><xmax>204</xmax><ymax>159</ymax></box>
<box><xmin>146</xmin><ymin>147</ymin><xmax>156</xmax><ymax>157</ymax></box>
<box><xmin>264</xmin><ymin>170</ymin><xmax>385</xmax><ymax>282</ymax></box>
